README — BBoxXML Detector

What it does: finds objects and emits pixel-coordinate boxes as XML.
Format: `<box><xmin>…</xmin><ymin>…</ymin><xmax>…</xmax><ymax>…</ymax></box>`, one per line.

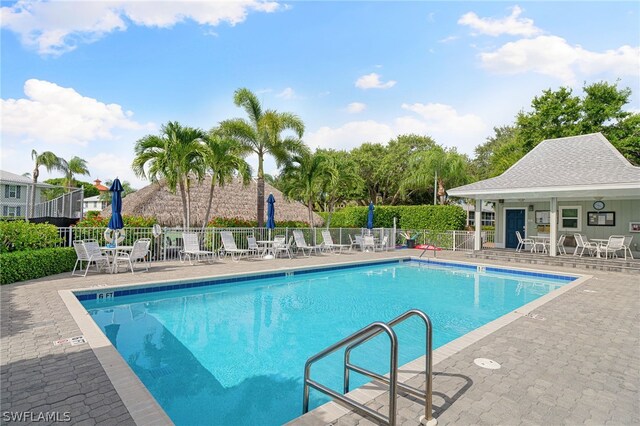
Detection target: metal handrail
<box><xmin>302</xmin><ymin>309</ymin><xmax>437</xmax><ymax>426</ymax></box>
<box><xmin>303</xmin><ymin>322</ymin><xmax>399</xmax><ymax>425</ymax></box>
<box><xmin>344</xmin><ymin>309</ymin><xmax>436</xmax><ymax>426</ymax></box>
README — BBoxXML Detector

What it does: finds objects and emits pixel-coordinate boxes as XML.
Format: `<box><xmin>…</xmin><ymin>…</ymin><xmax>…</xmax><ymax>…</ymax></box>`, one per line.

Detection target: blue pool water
<box><xmin>80</xmin><ymin>260</ymin><xmax>572</xmax><ymax>425</ymax></box>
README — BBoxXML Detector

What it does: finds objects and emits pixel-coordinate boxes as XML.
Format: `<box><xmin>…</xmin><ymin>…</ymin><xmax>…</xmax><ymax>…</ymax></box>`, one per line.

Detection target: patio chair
<box><xmin>114</xmin><ymin>238</ymin><xmax>151</xmax><ymax>274</ymax></box>
<box><xmin>573</xmin><ymin>234</ymin><xmax>598</xmax><ymax>257</ymax></box>
<box><xmin>292</xmin><ymin>230</ymin><xmax>321</xmax><ymax>257</ymax></box>
<box><xmin>247</xmin><ymin>235</ymin><xmax>265</xmax><ymax>259</ymax></box>
<box><xmin>622</xmin><ymin>235</ymin><xmax>634</xmax><ymax>260</ymax></box>
<box><xmin>181</xmin><ymin>232</ymin><xmax>216</xmax><ymax>264</ymax></box>
<box><xmin>515</xmin><ymin>231</ymin><xmax>534</xmax><ymax>253</ymax></box>
<box><xmin>375</xmin><ymin>235</ymin><xmax>389</xmax><ymax>252</ymax></box>
<box><xmin>362</xmin><ymin>236</ymin><xmax>375</xmax><ymax>252</ymax></box>
<box><xmin>219</xmin><ymin>231</ymin><xmax>251</xmax><ymax>262</ymax></box>
<box><xmin>273</xmin><ymin>236</ymin><xmax>293</xmax><ymax>259</ymax></box>
<box><xmin>72</xmin><ymin>240</ymin><xmax>111</xmax><ymax>277</ymax></box>
<box><xmin>321</xmin><ymin>230</ymin><xmax>350</xmax><ymax>254</ymax></box>
<box><xmin>348</xmin><ymin>235</ymin><xmax>362</xmax><ymax>251</ymax></box>
<box><xmin>598</xmin><ymin>235</ymin><xmax>626</xmax><ymax>259</ymax></box>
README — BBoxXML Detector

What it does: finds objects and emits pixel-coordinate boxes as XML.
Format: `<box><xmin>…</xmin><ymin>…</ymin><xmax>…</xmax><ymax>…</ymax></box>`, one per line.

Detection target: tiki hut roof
<box><xmin>101</xmin><ymin>177</ymin><xmax>323</xmax><ymax>227</ymax></box>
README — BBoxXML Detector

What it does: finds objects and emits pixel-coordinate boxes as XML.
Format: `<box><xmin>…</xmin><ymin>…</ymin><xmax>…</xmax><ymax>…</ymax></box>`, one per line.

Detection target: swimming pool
<box><xmin>77</xmin><ymin>259</ymin><xmax>574</xmax><ymax>425</ymax></box>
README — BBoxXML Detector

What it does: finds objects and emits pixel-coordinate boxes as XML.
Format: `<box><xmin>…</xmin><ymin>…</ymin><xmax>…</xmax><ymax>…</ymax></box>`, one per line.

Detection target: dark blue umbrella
<box><xmin>367</xmin><ymin>202</ymin><xmax>374</xmax><ymax>230</ymax></box>
<box><xmin>108</xmin><ymin>178</ymin><xmax>124</xmax><ymax>231</ymax></box>
<box><xmin>266</xmin><ymin>193</ymin><xmax>276</xmax><ymax>230</ymax></box>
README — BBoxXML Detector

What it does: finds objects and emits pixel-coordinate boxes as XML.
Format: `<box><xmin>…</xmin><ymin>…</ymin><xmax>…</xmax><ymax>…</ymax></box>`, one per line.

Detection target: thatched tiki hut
<box><xmin>102</xmin><ymin>177</ymin><xmax>323</xmax><ymax>227</ymax></box>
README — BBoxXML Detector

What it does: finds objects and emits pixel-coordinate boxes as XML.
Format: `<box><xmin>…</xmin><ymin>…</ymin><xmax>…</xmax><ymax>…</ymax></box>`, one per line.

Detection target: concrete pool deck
<box><xmin>1</xmin><ymin>250</ymin><xmax>638</xmax><ymax>425</ymax></box>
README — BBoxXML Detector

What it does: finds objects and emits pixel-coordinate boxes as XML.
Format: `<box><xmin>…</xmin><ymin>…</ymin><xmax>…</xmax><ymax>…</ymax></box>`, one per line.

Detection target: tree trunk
<box><xmin>203</xmin><ymin>179</ymin><xmax>215</xmax><ymax>229</ymax></box>
<box><xmin>438</xmin><ymin>178</ymin><xmax>446</xmax><ymax>205</ymax></box>
<box><xmin>30</xmin><ymin>166</ymin><xmax>39</xmax><ymax>218</ymax></box>
<box><xmin>178</xmin><ymin>178</ymin><xmax>188</xmax><ymax>228</ymax></box>
<box><xmin>307</xmin><ymin>199</ymin><xmax>314</xmax><ymax>227</ymax></box>
<box><xmin>326</xmin><ymin>201</ymin><xmax>335</xmax><ymax>229</ymax></box>
<box><xmin>185</xmin><ymin>177</ymin><xmax>191</xmax><ymax>229</ymax></box>
<box><xmin>257</xmin><ymin>154</ymin><xmax>265</xmax><ymax>227</ymax></box>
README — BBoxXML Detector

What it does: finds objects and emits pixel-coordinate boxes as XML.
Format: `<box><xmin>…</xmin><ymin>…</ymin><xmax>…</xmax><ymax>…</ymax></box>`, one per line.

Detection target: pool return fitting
<box><xmin>302</xmin><ymin>309</ymin><xmax>437</xmax><ymax>426</ymax></box>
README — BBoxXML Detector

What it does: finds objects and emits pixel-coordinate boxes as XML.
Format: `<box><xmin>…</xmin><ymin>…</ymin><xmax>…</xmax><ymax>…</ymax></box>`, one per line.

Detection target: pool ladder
<box><xmin>302</xmin><ymin>309</ymin><xmax>437</xmax><ymax>426</ymax></box>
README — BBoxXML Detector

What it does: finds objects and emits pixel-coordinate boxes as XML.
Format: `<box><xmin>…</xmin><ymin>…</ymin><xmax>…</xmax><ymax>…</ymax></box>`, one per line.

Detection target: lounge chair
<box><xmin>597</xmin><ymin>235</ymin><xmax>626</xmax><ymax>259</ymax></box>
<box><xmin>114</xmin><ymin>238</ymin><xmax>151</xmax><ymax>273</ymax></box>
<box><xmin>219</xmin><ymin>231</ymin><xmax>251</xmax><ymax>262</ymax></box>
<box><xmin>375</xmin><ymin>235</ymin><xmax>389</xmax><ymax>252</ymax></box>
<box><xmin>181</xmin><ymin>232</ymin><xmax>216</xmax><ymax>264</ymax></box>
<box><xmin>362</xmin><ymin>236</ymin><xmax>375</xmax><ymax>252</ymax></box>
<box><xmin>348</xmin><ymin>235</ymin><xmax>362</xmax><ymax>251</ymax></box>
<box><xmin>293</xmin><ymin>230</ymin><xmax>321</xmax><ymax>257</ymax></box>
<box><xmin>321</xmin><ymin>230</ymin><xmax>350</xmax><ymax>254</ymax></box>
<box><xmin>72</xmin><ymin>240</ymin><xmax>110</xmax><ymax>276</ymax></box>
<box><xmin>247</xmin><ymin>236</ymin><xmax>265</xmax><ymax>259</ymax></box>
<box><xmin>573</xmin><ymin>234</ymin><xmax>597</xmax><ymax>257</ymax></box>
<box><xmin>545</xmin><ymin>234</ymin><xmax>567</xmax><ymax>255</ymax></box>
<box><xmin>273</xmin><ymin>236</ymin><xmax>293</xmax><ymax>259</ymax></box>
<box><xmin>515</xmin><ymin>231</ymin><xmax>534</xmax><ymax>253</ymax></box>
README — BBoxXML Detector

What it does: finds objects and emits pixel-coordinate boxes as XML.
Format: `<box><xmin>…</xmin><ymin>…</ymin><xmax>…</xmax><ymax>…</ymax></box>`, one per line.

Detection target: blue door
<box><xmin>505</xmin><ymin>209</ymin><xmax>525</xmax><ymax>249</ymax></box>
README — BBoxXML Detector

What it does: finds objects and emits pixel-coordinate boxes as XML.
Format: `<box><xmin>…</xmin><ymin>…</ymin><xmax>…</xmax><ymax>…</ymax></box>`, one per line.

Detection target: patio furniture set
<box><xmin>71</xmin><ymin>229</ymin><xmax>391</xmax><ymax>276</ymax></box>
<box><xmin>516</xmin><ymin>231</ymin><xmax>633</xmax><ymax>260</ymax></box>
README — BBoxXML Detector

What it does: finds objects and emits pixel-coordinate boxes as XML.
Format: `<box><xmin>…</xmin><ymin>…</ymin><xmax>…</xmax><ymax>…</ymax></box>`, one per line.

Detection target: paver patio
<box><xmin>1</xmin><ymin>251</ymin><xmax>638</xmax><ymax>425</ymax></box>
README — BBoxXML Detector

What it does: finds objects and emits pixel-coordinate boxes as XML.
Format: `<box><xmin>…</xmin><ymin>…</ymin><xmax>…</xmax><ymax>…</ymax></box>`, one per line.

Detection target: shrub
<box><xmin>206</xmin><ymin>217</ymin><xmax>310</xmax><ymax>228</ymax></box>
<box><xmin>74</xmin><ymin>215</ymin><xmax>157</xmax><ymax>228</ymax></box>
<box><xmin>0</xmin><ymin>221</ymin><xmax>62</xmax><ymax>253</ymax></box>
<box><xmin>325</xmin><ymin>205</ymin><xmax>466</xmax><ymax>231</ymax></box>
<box><xmin>0</xmin><ymin>247</ymin><xmax>76</xmax><ymax>285</ymax></box>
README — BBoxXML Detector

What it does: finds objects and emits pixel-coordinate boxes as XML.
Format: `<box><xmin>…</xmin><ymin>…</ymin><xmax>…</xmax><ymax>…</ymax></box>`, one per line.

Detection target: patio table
<box><xmin>257</xmin><ymin>240</ymin><xmax>275</xmax><ymax>259</ymax></box>
<box><xmin>529</xmin><ymin>235</ymin><xmax>549</xmax><ymax>253</ymax></box>
<box><xmin>100</xmin><ymin>246</ymin><xmax>134</xmax><ymax>273</ymax></box>
<box><xmin>590</xmin><ymin>238</ymin><xmax>610</xmax><ymax>259</ymax></box>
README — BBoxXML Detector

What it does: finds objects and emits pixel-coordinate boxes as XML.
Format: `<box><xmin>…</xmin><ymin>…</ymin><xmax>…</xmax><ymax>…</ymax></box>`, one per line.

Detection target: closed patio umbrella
<box><xmin>107</xmin><ymin>178</ymin><xmax>124</xmax><ymax>247</ymax></box>
<box><xmin>265</xmin><ymin>193</ymin><xmax>276</xmax><ymax>259</ymax></box>
<box><xmin>367</xmin><ymin>202</ymin><xmax>374</xmax><ymax>230</ymax></box>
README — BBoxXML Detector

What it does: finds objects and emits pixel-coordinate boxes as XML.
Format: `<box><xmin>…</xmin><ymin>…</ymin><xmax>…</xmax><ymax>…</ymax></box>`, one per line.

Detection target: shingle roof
<box><xmin>0</xmin><ymin>170</ymin><xmax>55</xmax><ymax>187</ymax></box>
<box><xmin>449</xmin><ymin>133</ymin><xmax>640</xmax><ymax>196</ymax></box>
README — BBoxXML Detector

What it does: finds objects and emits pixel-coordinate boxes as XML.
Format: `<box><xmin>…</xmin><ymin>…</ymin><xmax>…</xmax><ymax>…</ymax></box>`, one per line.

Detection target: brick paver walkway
<box><xmin>2</xmin><ymin>251</ymin><xmax>639</xmax><ymax>425</ymax></box>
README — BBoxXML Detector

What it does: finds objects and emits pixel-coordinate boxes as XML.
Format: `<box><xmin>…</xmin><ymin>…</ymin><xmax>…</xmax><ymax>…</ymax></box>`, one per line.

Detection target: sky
<box><xmin>2</xmin><ymin>1</ymin><xmax>639</xmax><ymax>189</ymax></box>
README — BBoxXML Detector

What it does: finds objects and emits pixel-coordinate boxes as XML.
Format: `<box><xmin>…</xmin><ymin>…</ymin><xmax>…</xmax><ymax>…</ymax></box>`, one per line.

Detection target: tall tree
<box><xmin>59</xmin><ymin>156</ymin><xmax>90</xmax><ymax>190</ymax></box>
<box><xmin>218</xmin><ymin>88</ymin><xmax>306</xmax><ymax>227</ymax></box>
<box><xmin>317</xmin><ymin>149</ymin><xmax>363</xmax><ymax>227</ymax></box>
<box><xmin>29</xmin><ymin>150</ymin><xmax>62</xmax><ymax>217</ymax></box>
<box><xmin>132</xmin><ymin>121</ymin><xmax>206</xmax><ymax>228</ymax></box>
<box><xmin>350</xmin><ymin>142</ymin><xmax>386</xmax><ymax>204</ymax></box>
<box><xmin>280</xmin><ymin>150</ymin><xmax>337</xmax><ymax>227</ymax></box>
<box><xmin>201</xmin><ymin>132</ymin><xmax>252</xmax><ymax>227</ymax></box>
<box><xmin>471</xmin><ymin>126</ymin><xmax>519</xmax><ymax>180</ymax></box>
<box><xmin>403</xmin><ymin>146</ymin><xmax>470</xmax><ymax>204</ymax></box>
<box><xmin>100</xmin><ymin>180</ymin><xmax>136</xmax><ymax>201</ymax></box>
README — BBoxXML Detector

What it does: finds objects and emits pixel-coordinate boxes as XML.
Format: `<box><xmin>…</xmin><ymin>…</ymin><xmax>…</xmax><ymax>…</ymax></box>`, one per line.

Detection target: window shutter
<box><xmin>2</xmin><ymin>206</ymin><xmax>6</xmax><ymax>216</ymax></box>
<box><xmin>16</xmin><ymin>206</ymin><xmax>21</xmax><ymax>216</ymax></box>
<box><xmin>16</xmin><ymin>186</ymin><xmax>21</xmax><ymax>199</ymax></box>
<box><xmin>4</xmin><ymin>186</ymin><xmax>8</xmax><ymax>198</ymax></box>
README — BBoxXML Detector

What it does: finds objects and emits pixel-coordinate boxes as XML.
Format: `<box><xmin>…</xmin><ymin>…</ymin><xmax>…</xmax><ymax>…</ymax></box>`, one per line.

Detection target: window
<box><xmin>2</xmin><ymin>206</ymin><xmax>19</xmax><ymax>217</ymax></box>
<box><xmin>5</xmin><ymin>185</ymin><xmax>21</xmax><ymax>199</ymax></box>
<box><xmin>559</xmin><ymin>206</ymin><xmax>581</xmax><ymax>231</ymax></box>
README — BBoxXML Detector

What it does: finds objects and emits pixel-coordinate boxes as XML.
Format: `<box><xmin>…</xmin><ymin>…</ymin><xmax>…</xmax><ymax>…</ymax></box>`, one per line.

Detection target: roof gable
<box><xmin>449</xmin><ymin>133</ymin><xmax>640</xmax><ymax>197</ymax></box>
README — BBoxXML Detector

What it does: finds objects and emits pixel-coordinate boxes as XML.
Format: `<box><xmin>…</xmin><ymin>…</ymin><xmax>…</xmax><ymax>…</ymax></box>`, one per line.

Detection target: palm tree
<box><xmin>402</xmin><ymin>147</ymin><xmax>470</xmax><ymax>205</ymax></box>
<box><xmin>59</xmin><ymin>156</ymin><xmax>90</xmax><ymax>190</ymax></box>
<box><xmin>132</xmin><ymin>121</ymin><xmax>206</xmax><ymax>228</ymax></box>
<box><xmin>281</xmin><ymin>150</ymin><xmax>337</xmax><ymax>227</ymax></box>
<box><xmin>201</xmin><ymin>131</ymin><xmax>252</xmax><ymax>227</ymax></box>
<box><xmin>218</xmin><ymin>88</ymin><xmax>306</xmax><ymax>227</ymax></box>
<box><xmin>29</xmin><ymin>150</ymin><xmax>62</xmax><ymax>217</ymax></box>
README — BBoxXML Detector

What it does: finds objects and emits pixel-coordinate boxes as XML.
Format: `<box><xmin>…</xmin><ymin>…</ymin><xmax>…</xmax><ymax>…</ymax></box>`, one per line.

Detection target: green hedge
<box><xmin>0</xmin><ymin>221</ymin><xmax>62</xmax><ymax>253</ymax></box>
<box><xmin>326</xmin><ymin>205</ymin><xmax>466</xmax><ymax>231</ymax></box>
<box><xmin>206</xmin><ymin>217</ymin><xmax>310</xmax><ymax>228</ymax></box>
<box><xmin>0</xmin><ymin>247</ymin><xmax>76</xmax><ymax>285</ymax></box>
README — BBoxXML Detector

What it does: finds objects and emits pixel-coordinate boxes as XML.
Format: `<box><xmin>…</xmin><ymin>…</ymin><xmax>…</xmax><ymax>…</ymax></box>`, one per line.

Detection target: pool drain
<box><xmin>474</xmin><ymin>358</ymin><xmax>501</xmax><ymax>370</ymax></box>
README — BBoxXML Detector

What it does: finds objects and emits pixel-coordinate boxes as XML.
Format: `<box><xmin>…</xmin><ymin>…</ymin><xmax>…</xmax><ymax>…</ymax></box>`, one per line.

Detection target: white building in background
<box><xmin>83</xmin><ymin>195</ymin><xmax>107</xmax><ymax>214</ymax></box>
<box><xmin>0</xmin><ymin>170</ymin><xmax>52</xmax><ymax>218</ymax></box>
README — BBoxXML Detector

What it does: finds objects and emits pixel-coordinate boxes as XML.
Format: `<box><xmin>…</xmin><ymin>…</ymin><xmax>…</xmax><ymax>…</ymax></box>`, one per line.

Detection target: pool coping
<box><xmin>58</xmin><ymin>255</ymin><xmax>589</xmax><ymax>426</ymax></box>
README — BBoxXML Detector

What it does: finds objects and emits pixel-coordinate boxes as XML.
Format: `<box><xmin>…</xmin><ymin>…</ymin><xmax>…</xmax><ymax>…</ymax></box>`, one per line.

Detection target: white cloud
<box><xmin>1</xmin><ymin>0</ymin><xmax>280</xmax><ymax>55</ymax></box>
<box><xmin>87</xmin><ymin>152</ymin><xmax>147</xmax><ymax>189</ymax></box>
<box><xmin>439</xmin><ymin>35</ymin><xmax>459</xmax><ymax>43</ymax></box>
<box><xmin>306</xmin><ymin>103</ymin><xmax>487</xmax><ymax>154</ymax></box>
<box><xmin>355</xmin><ymin>73</ymin><xmax>396</xmax><ymax>90</ymax></box>
<box><xmin>1</xmin><ymin>79</ymin><xmax>152</xmax><ymax>146</ymax></box>
<box><xmin>276</xmin><ymin>87</ymin><xmax>297</xmax><ymax>100</ymax></box>
<box><xmin>346</xmin><ymin>102</ymin><xmax>366</xmax><ymax>113</ymax></box>
<box><xmin>480</xmin><ymin>35</ymin><xmax>640</xmax><ymax>84</ymax></box>
<box><xmin>458</xmin><ymin>5</ymin><xmax>541</xmax><ymax>37</ymax></box>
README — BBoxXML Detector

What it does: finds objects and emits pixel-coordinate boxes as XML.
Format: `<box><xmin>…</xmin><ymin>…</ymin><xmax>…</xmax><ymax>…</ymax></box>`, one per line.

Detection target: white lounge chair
<box><xmin>219</xmin><ymin>231</ymin><xmax>251</xmax><ymax>262</ymax></box>
<box><xmin>72</xmin><ymin>240</ymin><xmax>110</xmax><ymax>276</ymax></box>
<box><xmin>573</xmin><ymin>234</ymin><xmax>597</xmax><ymax>257</ymax></box>
<box><xmin>597</xmin><ymin>235</ymin><xmax>626</xmax><ymax>259</ymax></box>
<box><xmin>321</xmin><ymin>230</ymin><xmax>350</xmax><ymax>254</ymax></box>
<box><xmin>362</xmin><ymin>236</ymin><xmax>375</xmax><ymax>252</ymax></box>
<box><xmin>348</xmin><ymin>235</ymin><xmax>362</xmax><ymax>251</ymax></box>
<box><xmin>375</xmin><ymin>235</ymin><xmax>389</xmax><ymax>252</ymax></box>
<box><xmin>114</xmin><ymin>238</ymin><xmax>151</xmax><ymax>273</ymax></box>
<box><xmin>515</xmin><ymin>231</ymin><xmax>534</xmax><ymax>253</ymax></box>
<box><xmin>545</xmin><ymin>234</ymin><xmax>567</xmax><ymax>255</ymax></box>
<box><xmin>181</xmin><ymin>232</ymin><xmax>216</xmax><ymax>264</ymax></box>
<box><xmin>293</xmin><ymin>230</ymin><xmax>321</xmax><ymax>257</ymax></box>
